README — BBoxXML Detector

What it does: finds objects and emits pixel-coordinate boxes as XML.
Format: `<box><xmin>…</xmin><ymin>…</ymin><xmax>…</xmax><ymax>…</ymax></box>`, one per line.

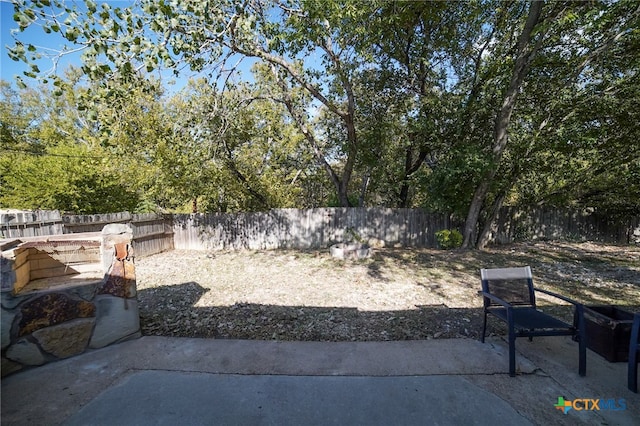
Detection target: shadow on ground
<box><xmin>136</xmin><ymin>281</ymin><xmax>495</xmax><ymax>340</ymax></box>
<box><xmin>136</xmin><ymin>281</ymin><xmax>639</xmax><ymax>342</ymax></box>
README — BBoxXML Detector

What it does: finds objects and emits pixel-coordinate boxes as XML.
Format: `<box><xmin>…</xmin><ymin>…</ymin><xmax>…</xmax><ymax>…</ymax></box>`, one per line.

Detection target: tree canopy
<box><xmin>2</xmin><ymin>0</ymin><xmax>638</xmax><ymax>247</ymax></box>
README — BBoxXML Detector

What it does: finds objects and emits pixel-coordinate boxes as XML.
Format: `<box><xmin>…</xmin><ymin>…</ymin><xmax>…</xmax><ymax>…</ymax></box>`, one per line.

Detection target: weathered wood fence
<box><xmin>0</xmin><ymin>210</ymin><xmax>174</xmax><ymax>257</ymax></box>
<box><xmin>492</xmin><ymin>207</ymin><xmax>640</xmax><ymax>245</ymax></box>
<box><xmin>0</xmin><ymin>210</ymin><xmax>64</xmax><ymax>238</ymax></box>
<box><xmin>1</xmin><ymin>207</ymin><xmax>638</xmax><ymax>256</ymax></box>
<box><xmin>171</xmin><ymin>208</ymin><xmax>453</xmax><ymax>250</ymax></box>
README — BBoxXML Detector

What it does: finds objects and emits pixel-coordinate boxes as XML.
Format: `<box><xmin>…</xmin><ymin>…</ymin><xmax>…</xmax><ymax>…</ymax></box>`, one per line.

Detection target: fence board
<box><xmin>0</xmin><ymin>210</ymin><xmax>64</xmax><ymax>238</ymax></box>
<box><xmin>171</xmin><ymin>208</ymin><xmax>453</xmax><ymax>251</ymax></box>
<box><xmin>2</xmin><ymin>208</ymin><xmax>638</xmax><ymax>255</ymax></box>
<box><xmin>62</xmin><ymin>212</ymin><xmax>132</xmax><ymax>233</ymax></box>
<box><xmin>492</xmin><ymin>207</ymin><xmax>640</xmax><ymax>244</ymax></box>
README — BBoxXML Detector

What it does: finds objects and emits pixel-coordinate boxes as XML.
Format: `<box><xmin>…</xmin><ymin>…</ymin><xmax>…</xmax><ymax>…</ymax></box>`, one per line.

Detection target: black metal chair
<box><xmin>479</xmin><ymin>266</ymin><xmax>586</xmax><ymax>377</ymax></box>
<box><xmin>629</xmin><ymin>313</ymin><xmax>640</xmax><ymax>393</ymax></box>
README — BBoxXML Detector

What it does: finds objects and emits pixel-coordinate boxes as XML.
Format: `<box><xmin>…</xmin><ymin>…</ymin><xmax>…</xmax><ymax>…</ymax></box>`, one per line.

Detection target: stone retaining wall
<box><xmin>1</xmin><ymin>224</ymin><xmax>141</xmax><ymax>376</ymax></box>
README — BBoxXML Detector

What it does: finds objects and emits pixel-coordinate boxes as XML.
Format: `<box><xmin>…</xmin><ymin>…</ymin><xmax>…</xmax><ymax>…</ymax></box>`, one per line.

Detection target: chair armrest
<box><xmin>533</xmin><ymin>287</ymin><xmax>580</xmax><ymax>305</ymax></box>
<box><xmin>479</xmin><ymin>291</ymin><xmax>513</xmax><ymax>309</ymax></box>
<box><xmin>535</xmin><ymin>287</ymin><xmax>586</xmax><ymax>331</ymax></box>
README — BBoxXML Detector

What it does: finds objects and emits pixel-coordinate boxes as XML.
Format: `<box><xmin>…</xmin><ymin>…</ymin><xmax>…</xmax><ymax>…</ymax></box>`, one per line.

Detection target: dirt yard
<box><xmin>134</xmin><ymin>241</ymin><xmax>640</xmax><ymax>341</ymax></box>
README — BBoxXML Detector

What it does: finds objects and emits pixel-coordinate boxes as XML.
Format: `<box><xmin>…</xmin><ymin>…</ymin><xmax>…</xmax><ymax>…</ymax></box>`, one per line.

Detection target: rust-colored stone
<box><xmin>18</xmin><ymin>293</ymin><xmax>96</xmax><ymax>336</ymax></box>
<box><xmin>97</xmin><ymin>259</ymin><xmax>136</xmax><ymax>298</ymax></box>
<box><xmin>114</xmin><ymin>242</ymin><xmax>129</xmax><ymax>261</ymax></box>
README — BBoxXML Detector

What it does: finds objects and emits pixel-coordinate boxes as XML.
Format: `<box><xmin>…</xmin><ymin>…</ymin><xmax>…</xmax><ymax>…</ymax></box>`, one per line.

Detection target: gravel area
<box><xmin>135</xmin><ymin>241</ymin><xmax>640</xmax><ymax>341</ymax></box>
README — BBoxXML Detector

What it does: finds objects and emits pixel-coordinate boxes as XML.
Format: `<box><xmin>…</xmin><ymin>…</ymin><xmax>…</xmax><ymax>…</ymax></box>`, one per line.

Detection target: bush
<box><xmin>435</xmin><ymin>229</ymin><xmax>463</xmax><ymax>249</ymax></box>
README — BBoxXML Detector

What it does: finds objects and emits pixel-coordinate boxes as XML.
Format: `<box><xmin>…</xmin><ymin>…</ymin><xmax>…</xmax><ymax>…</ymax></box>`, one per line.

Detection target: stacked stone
<box><xmin>92</xmin><ymin>224</ymin><xmax>141</xmax><ymax>349</ymax></box>
<box><xmin>1</xmin><ymin>224</ymin><xmax>141</xmax><ymax>377</ymax></box>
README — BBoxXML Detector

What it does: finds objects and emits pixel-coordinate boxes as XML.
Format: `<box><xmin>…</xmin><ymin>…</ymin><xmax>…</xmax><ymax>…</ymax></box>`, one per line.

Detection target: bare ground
<box><xmin>134</xmin><ymin>241</ymin><xmax>640</xmax><ymax>341</ymax></box>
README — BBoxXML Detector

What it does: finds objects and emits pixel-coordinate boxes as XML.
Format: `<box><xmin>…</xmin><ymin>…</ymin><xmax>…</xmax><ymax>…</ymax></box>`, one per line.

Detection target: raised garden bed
<box><xmin>584</xmin><ymin>305</ymin><xmax>635</xmax><ymax>362</ymax></box>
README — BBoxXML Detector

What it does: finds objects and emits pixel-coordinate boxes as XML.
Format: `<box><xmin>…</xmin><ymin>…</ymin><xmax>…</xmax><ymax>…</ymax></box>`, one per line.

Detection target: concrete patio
<box><xmin>1</xmin><ymin>336</ymin><xmax>638</xmax><ymax>425</ymax></box>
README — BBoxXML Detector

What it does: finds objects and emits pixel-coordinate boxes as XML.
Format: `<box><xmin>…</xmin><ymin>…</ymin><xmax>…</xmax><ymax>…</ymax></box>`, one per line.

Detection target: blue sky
<box><xmin>1</xmin><ymin>0</ymin><xmax>52</xmax><ymax>84</ymax></box>
<box><xmin>0</xmin><ymin>0</ymin><xmax>233</xmax><ymax>92</ymax></box>
<box><xmin>1</xmin><ymin>0</ymin><xmax>106</xmax><ymax>87</ymax></box>
<box><xmin>1</xmin><ymin>1</ymin><xmax>319</xmax><ymax>94</ymax></box>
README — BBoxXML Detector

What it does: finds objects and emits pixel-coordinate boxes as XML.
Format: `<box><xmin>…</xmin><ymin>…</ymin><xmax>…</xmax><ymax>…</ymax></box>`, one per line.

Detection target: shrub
<box><xmin>435</xmin><ymin>229</ymin><xmax>463</xmax><ymax>249</ymax></box>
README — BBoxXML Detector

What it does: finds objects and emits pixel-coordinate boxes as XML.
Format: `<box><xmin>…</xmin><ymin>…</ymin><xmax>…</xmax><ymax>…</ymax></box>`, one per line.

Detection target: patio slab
<box><xmin>1</xmin><ymin>336</ymin><xmax>637</xmax><ymax>425</ymax></box>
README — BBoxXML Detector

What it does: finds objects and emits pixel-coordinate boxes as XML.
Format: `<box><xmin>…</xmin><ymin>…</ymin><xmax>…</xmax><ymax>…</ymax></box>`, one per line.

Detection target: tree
<box><xmin>0</xmin><ymin>81</ymin><xmax>142</xmax><ymax>213</ymax></box>
<box><xmin>161</xmin><ymin>78</ymin><xmax>315</xmax><ymax>212</ymax></box>
<box><xmin>471</xmin><ymin>0</ymin><xmax>640</xmax><ymax>247</ymax></box>
<box><xmin>8</xmin><ymin>0</ymin><xmax>381</xmax><ymax>206</ymax></box>
<box><xmin>361</xmin><ymin>1</ymin><xmax>481</xmax><ymax>209</ymax></box>
<box><xmin>459</xmin><ymin>1</ymin><xmax>546</xmax><ymax>248</ymax></box>
<box><xmin>7</xmin><ymin>0</ymin><xmax>638</xmax><ymax>240</ymax></box>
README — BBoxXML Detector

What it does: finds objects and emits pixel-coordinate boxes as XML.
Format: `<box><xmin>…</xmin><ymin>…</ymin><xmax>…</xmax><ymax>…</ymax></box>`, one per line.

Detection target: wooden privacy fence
<box><xmin>167</xmin><ymin>207</ymin><xmax>640</xmax><ymax>250</ymax></box>
<box><xmin>63</xmin><ymin>212</ymin><xmax>174</xmax><ymax>257</ymax></box>
<box><xmin>171</xmin><ymin>208</ymin><xmax>453</xmax><ymax>250</ymax></box>
<box><xmin>0</xmin><ymin>210</ymin><xmax>173</xmax><ymax>257</ymax></box>
<box><xmin>492</xmin><ymin>207</ymin><xmax>640</xmax><ymax>245</ymax></box>
<box><xmin>0</xmin><ymin>210</ymin><xmax>63</xmax><ymax>238</ymax></box>
<box><xmin>2</xmin><ymin>207</ymin><xmax>638</xmax><ymax>255</ymax></box>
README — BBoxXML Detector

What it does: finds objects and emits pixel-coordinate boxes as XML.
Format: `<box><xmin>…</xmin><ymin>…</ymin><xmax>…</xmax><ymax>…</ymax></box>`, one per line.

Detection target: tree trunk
<box><xmin>477</xmin><ymin>192</ymin><xmax>506</xmax><ymax>250</ymax></box>
<box><xmin>273</xmin><ymin>67</ymin><xmax>346</xmax><ymax>206</ymax></box>
<box><xmin>359</xmin><ymin>171</ymin><xmax>370</xmax><ymax>207</ymax></box>
<box><xmin>462</xmin><ymin>0</ymin><xmax>544</xmax><ymax>249</ymax></box>
<box><xmin>339</xmin><ymin>113</ymin><xmax>358</xmax><ymax>207</ymax></box>
<box><xmin>398</xmin><ymin>145</ymin><xmax>430</xmax><ymax>208</ymax></box>
<box><xmin>462</xmin><ymin>179</ymin><xmax>489</xmax><ymax>248</ymax></box>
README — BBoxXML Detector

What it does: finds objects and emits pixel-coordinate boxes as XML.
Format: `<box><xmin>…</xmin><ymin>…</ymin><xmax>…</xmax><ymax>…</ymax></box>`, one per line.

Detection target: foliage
<box><xmin>0</xmin><ymin>141</ymin><xmax>140</xmax><ymax>214</ymax></box>
<box><xmin>0</xmin><ymin>81</ymin><xmax>141</xmax><ymax>213</ymax></box>
<box><xmin>435</xmin><ymin>229</ymin><xmax>463</xmax><ymax>250</ymax></box>
<box><xmin>2</xmin><ymin>0</ymin><xmax>639</xmax><ymax>239</ymax></box>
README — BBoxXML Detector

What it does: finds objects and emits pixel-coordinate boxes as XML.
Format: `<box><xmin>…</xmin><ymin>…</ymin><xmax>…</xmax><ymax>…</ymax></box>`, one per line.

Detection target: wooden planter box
<box><xmin>584</xmin><ymin>305</ymin><xmax>634</xmax><ymax>362</ymax></box>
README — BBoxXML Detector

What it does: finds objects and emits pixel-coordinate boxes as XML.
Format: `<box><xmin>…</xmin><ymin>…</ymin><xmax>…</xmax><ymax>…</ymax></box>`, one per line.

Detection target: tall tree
<box><xmin>460</xmin><ymin>1</ymin><xmax>546</xmax><ymax>248</ymax></box>
<box><xmin>7</xmin><ymin>0</ymin><xmax>638</xmax><ymax>236</ymax></box>
<box><xmin>9</xmin><ymin>0</ymin><xmax>380</xmax><ymax>206</ymax></box>
<box><xmin>362</xmin><ymin>1</ymin><xmax>480</xmax><ymax>209</ymax></box>
<box><xmin>162</xmin><ymin>78</ymin><xmax>314</xmax><ymax>212</ymax></box>
<box><xmin>470</xmin><ymin>0</ymin><xmax>640</xmax><ymax>247</ymax></box>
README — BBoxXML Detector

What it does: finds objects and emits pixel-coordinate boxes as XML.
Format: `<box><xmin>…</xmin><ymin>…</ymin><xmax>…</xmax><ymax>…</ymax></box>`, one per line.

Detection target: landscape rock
<box><xmin>18</xmin><ymin>293</ymin><xmax>95</xmax><ymax>336</ymax></box>
<box><xmin>33</xmin><ymin>318</ymin><xmax>95</xmax><ymax>359</ymax></box>
<box><xmin>1</xmin><ymin>356</ymin><xmax>22</xmax><ymax>376</ymax></box>
<box><xmin>98</xmin><ymin>259</ymin><xmax>136</xmax><ymax>298</ymax></box>
<box><xmin>90</xmin><ymin>295</ymin><xmax>140</xmax><ymax>348</ymax></box>
<box><xmin>5</xmin><ymin>338</ymin><xmax>46</xmax><ymax>366</ymax></box>
<box><xmin>1</xmin><ymin>308</ymin><xmax>15</xmax><ymax>349</ymax></box>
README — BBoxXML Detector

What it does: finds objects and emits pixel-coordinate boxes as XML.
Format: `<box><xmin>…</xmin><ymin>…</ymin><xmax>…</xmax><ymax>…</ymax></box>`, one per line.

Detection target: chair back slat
<box><xmin>481</xmin><ymin>266</ymin><xmax>535</xmax><ymax>307</ymax></box>
<box><xmin>481</xmin><ymin>266</ymin><xmax>532</xmax><ymax>281</ymax></box>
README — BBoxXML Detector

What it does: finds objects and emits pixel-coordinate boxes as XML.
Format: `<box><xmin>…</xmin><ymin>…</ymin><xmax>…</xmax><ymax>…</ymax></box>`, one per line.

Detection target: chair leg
<box><xmin>630</xmin><ymin>348</ymin><xmax>638</xmax><ymax>393</ymax></box>
<box><xmin>575</xmin><ymin>305</ymin><xmax>586</xmax><ymax>377</ymax></box>
<box><xmin>629</xmin><ymin>314</ymin><xmax>639</xmax><ymax>393</ymax></box>
<box><xmin>508</xmin><ymin>323</ymin><xmax>516</xmax><ymax>377</ymax></box>
<box><xmin>481</xmin><ymin>312</ymin><xmax>488</xmax><ymax>343</ymax></box>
